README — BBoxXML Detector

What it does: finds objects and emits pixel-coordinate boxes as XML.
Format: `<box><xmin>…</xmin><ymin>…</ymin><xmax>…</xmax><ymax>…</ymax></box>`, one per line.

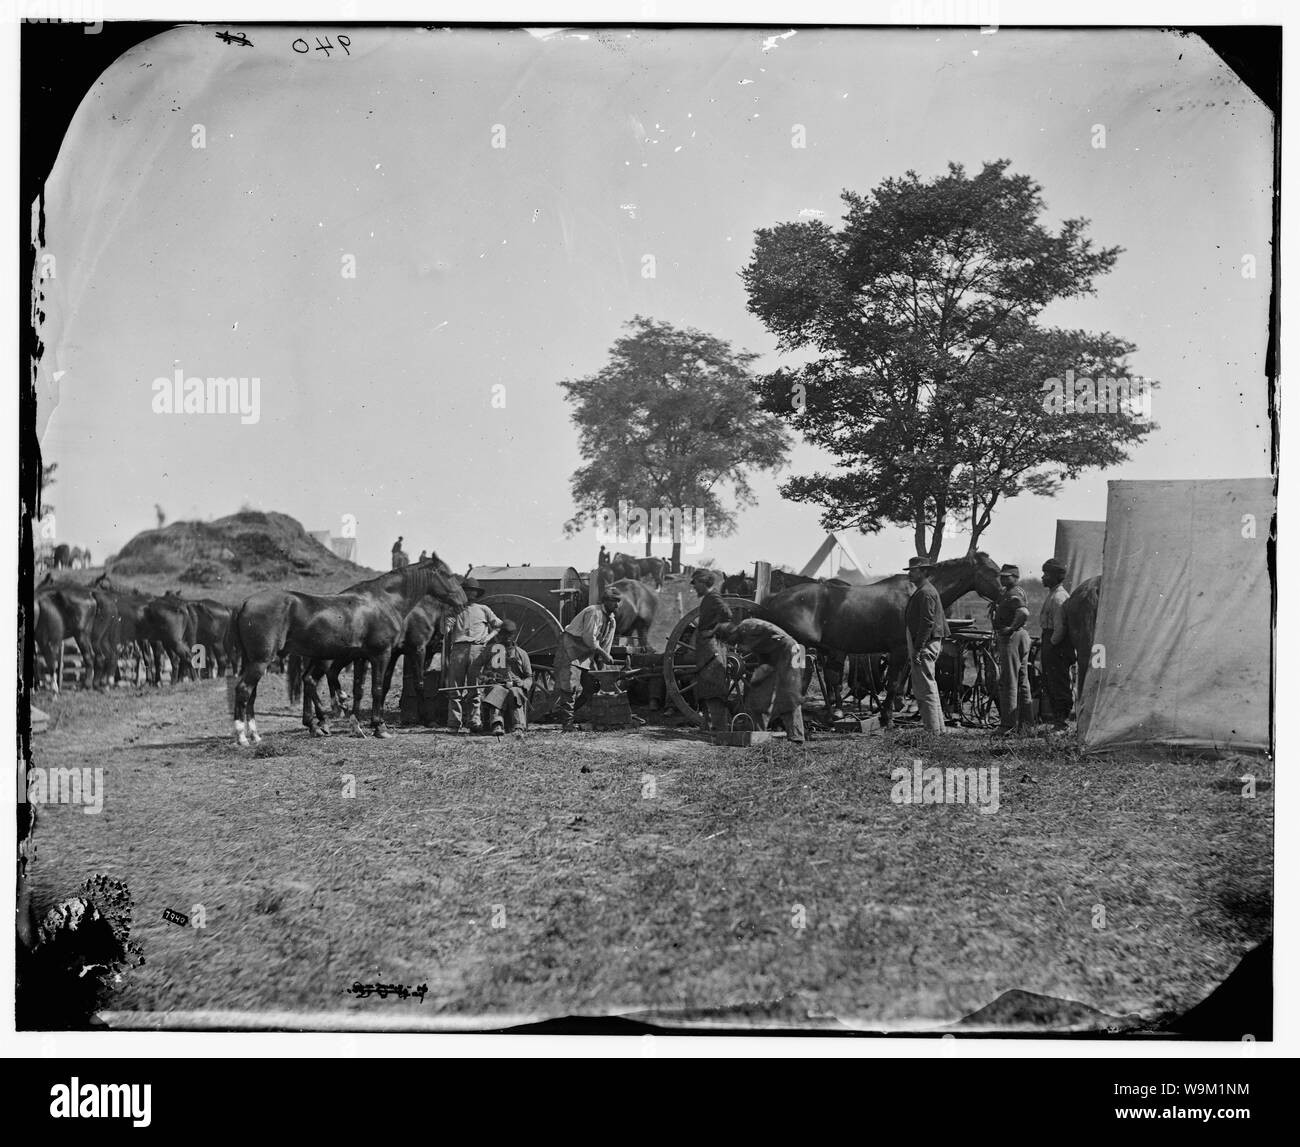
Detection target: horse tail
<box><xmin>287</xmin><ymin>652</ymin><xmax>303</xmax><ymax>704</ymax></box>
<box><xmin>225</xmin><ymin>604</ymin><xmax>245</xmax><ymax>677</ymax></box>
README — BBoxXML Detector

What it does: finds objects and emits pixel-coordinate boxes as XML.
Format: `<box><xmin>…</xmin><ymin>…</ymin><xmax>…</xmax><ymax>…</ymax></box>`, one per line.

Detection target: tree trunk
<box><xmin>644</xmin><ymin>535</ymin><xmax>653</xmax><ymax>558</ymax></box>
<box><xmin>670</xmin><ymin>541</ymin><xmax>682</xmax><ymax>573</ymax></box>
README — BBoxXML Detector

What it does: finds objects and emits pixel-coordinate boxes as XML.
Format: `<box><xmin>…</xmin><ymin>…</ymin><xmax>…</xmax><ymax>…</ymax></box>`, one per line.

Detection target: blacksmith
<box><xmin>716</xmin><ymin>618</ymin><xmax>806</xmax><ymax>744</ymax></box>
<box><xmin>691</xmin><ymin>569</ymin><xmax>734</xmax><ymax>731</ymax></box>
<box><xmin>479</xmin><ymin>619</ymin><xmax>534</xmax><ymax>736</ymax></box>
<box><xmin>553</xmin><ymin>587</ymin><xmax>621</xmax><ymax>732</ymax></box>
<box><xmin>445</xmin><ymin>577</ymin><xmax>503</xmax><ymax>734</ymax></box>
<box><xmin>904</xmin><ymin>556</ymin><xmax>949</xmax><ymax>734</ymax></box>
<box><xmin>1039</xmin><ymin>558</ymin><xmax>1075</xmax><ymax>730</ymax></box>
<box><xmin>992</xmin><ymin>563</ymin><xmax>1036</xmax><ymax>736</ymax></box>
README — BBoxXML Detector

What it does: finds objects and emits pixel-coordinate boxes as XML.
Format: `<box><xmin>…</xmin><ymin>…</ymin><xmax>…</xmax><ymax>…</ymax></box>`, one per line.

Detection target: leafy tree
<box><xmin>742</xmin><ymin>160</ymin><xmax>1154</xmax><ymax>559</ymax></box>
<box><xmin>560</xmin><ymin>316</ymin><xmax>791</xmax><ymax>571</ymax></box>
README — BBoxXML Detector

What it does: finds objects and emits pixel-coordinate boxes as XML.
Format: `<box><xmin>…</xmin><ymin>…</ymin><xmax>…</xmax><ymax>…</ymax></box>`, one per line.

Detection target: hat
<box><xmin>905</xmin><ymin>556</ymin><xmax>935</xmax><ymax>572</ymax></box>
<box><xmin>500</xmin><ymin>618</ymin><xmax>518</xmax><ymax>636</ymax></box>
<box><xmin>1041</xmin><ymin>558</ymin><xmax>1067</xmax><ymax>577</ymax></box>
<box><xmin>690</xmin><ymin>569</ymin><xmax>714</xmax><ymax>587</ymax></box>
<box><xmin>999</xmin><ymin>564</ymin><xmax>1020</xmax><ymax>577</ymax></box>
<box><xmin>461</xmin><ymin>576</ymin><xmax>483</xmax><ymax>596</ymax></box>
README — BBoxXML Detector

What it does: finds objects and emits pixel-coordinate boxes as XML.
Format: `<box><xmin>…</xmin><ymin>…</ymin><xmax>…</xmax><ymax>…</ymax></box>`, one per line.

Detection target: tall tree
<box><xmin>742</xmin><ymin>160</ymin><xmax>1155</xmax><ymax>559</ymax></box>
<box><xmin>560</xmin><ymin>316</ymin><xmax>791</xmax><ymax>571</ymax></box>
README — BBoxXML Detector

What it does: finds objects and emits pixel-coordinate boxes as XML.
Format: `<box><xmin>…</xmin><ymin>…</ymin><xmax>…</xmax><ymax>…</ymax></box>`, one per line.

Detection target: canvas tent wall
<box><xmin>1054</xmin><ymin>519</ymin><xmax>1106</xmax><ymax>592</ymax></box>
<box><xmin>1078</xmin><ymin>478</ymin><xmax>1273</xmax><ymax>753</ymax></box>
<box><xmin>799</xmin><ymin>532</ymin><xmax>870</xmax><ymax>580</ymax></box>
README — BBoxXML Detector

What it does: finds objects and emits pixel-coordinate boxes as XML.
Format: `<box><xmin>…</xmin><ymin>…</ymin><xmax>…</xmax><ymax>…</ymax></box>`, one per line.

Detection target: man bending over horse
<box><xmin>716</xmin><ymin>618</ymin><xmax>807</xmax><ymax>744</ymax></box>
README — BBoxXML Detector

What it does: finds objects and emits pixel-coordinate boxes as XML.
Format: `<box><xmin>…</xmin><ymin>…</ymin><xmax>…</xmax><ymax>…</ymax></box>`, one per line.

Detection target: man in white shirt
<box><xmin>553</xmin><ymin>588</ymin><xmax>620</xmax><ymax>732</ymax></box>
<box><xmin>445</xmin><ymin>577</ymin><xmax>503</xmax><ymax>734</ymax></box>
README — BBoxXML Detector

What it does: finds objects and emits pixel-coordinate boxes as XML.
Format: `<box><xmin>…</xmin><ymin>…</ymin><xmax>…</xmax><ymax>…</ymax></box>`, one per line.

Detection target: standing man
<box><xmin>391</xmin><ymin>536</ymin><xmax>407</xmax><ymax>570</ymax></box>
<box><xmin>444</xmin><ymin>577</ymin><xmax>503</xmax><ymax>734</ymax></box>
<box><xmin>691</xmin><ymin>569</ymin><xmax>734</xmax><ymax>731</ymax></box>
<box><xmin>479</xmin><ymin>619</ymin><xmax>534</xmax><ymax>736</ymax></box>
<box><xmin>1038</xmin><ymin>558</ymin><xmax>1075</xmax><ymax>731</ymax></box>
<box><xmin>903</xmin><ymin>556</ymin><xmax>949</xmax><ymax>734</ymax></box>
<box><xmin>992</xmin><ymin>563</ymin><xmax>1036</xmax><ymax>736</ymax></box>
<box><xmin>553</xmin><ymin>587</ymin><xmax>621</xmax><ymax>731</ymax></box>
<box><xmin>716</xmin><ymin>618</ymin><xmax>806</xmax><ymax>744</ymax></box>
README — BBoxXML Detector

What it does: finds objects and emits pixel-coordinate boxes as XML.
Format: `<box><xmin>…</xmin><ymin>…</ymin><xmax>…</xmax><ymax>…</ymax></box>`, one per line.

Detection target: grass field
<box><xmin>25</xmin><ymin>677</ymin><xmax>1271</xmax><ymax>1032</ymax></box>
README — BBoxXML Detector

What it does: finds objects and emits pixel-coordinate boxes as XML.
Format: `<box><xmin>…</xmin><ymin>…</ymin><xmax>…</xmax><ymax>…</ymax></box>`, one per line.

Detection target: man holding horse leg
<box><xmin>445</xmin><ymin>577</ymin><xmax>503</xmax><ymax>734</ymax></box>
<box><xmin>553</xmin><ymin>588</ymin><xmax>621</xmax><ymax>732</ymax></box>
<box><xmin>992</xmin><ymin>563</ymin><xmax>1036</xmax><ymax>736</ymax></box>
<box><xmin>904</xmin><ymin>556</ymin><xmax>949</xmax><ymax>734</ymax></box>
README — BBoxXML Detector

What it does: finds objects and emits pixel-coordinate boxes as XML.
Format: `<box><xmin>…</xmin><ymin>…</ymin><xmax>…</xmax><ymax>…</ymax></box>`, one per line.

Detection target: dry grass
<box><xmin>25</xmin><ymin>681</ymin><xmax>1272</xmax><ymax>1030</ymax></box>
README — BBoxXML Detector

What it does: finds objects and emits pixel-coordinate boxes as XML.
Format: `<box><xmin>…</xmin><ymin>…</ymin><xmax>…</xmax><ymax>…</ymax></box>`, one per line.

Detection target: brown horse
<box><xmin>90</xmin><ymin>574</ymin><xmax>158</xmax><ymax>685</ymax></box>
<box><xmin>35</xmin><ymin>582</ymin><xmax>98</xmax><ymax>688</ymax></box>
<box><xmin>611</xmin><ymin>577</ymin><xmax>658</xmax><ymax>649</ymax></box>
<box><xmin>756</xmin><ymin>551</ymin><xmax>1003</xmax><ymax>724</ymax></box>
<box><xmin>230</xmin><ymin>556</ymin><xmax>466</xmax><ymax>745</ymax></box>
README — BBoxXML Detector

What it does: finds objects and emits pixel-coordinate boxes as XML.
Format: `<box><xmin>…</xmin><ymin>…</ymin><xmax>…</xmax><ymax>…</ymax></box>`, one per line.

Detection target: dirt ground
<box><xmin>24</xmin><ymin>678</ymin><xmax>1272</xmax><ymax>1032</ymax></box>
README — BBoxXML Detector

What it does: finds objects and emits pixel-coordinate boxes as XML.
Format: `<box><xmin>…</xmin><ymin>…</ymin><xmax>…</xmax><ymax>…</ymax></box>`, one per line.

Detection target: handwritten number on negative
<box><xmin>292</xmin><ymin>35</ymin><xmax>351</xmax><ymax>56</ymax></box>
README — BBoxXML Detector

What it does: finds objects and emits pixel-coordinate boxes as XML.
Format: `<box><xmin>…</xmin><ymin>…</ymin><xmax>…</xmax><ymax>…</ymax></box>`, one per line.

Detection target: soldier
<box><xmin>553</xmin><ymin>587</ymin><xmax>621</xmax><ymax>732</ymax></box>
<box><xmin>479</xmin><ymin>619</ymin><xmax>534</xmax><ymax>737</ymax></box>
<box><xmin>444</xmin><ymin>577</ymin><xmax>503</xmax><ymax>734</ymax></box>
<box><xmin>992</xmin><ymin>563</ymin><xmax>1036</xmax><ymax>736</ymax></box>
<box><xmin>903</xmin><ymin>556</ymin><xmax>949</xmax><ymax>734</ymax></box>
<box><xmin>691</xmin><ymin>569</ymin><xmax>734</xmax><ymax>731</ymax></box>
<box><xmin>1039</xmin><ymin>558</ymin><xmax>1075</xmax><ymax>730</ymax></box>
<box><xmin>716</xmin><ymin>617</ymin><xmax>806</xmax><ymax>744</ymax></box>
<box><xmin>391</xmin><ymin>536</ymin><xmax>407</xmax><ymax>570</ymax></box>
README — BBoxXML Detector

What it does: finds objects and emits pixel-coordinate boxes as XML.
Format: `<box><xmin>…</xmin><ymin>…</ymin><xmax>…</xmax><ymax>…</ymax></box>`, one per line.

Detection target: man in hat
<box><xmin>904</xmin><ymin>556</ymin><xmax>949</xmax><ymax>734</ymax></box>
<box><xmin>479</xmin><ymin>618</ymin><xmax>534</xmax><ymax>736</ymax></box>
<box><xmin>991</xmin><ymin>563</ymin><xmax>1036</xmax><ymax>735</ymax></box>
<box><xmin>691</xmin><ymin>569</ymin><xmax>734</xmax><ymax>731</ymax></box>
<box><xmin>444</xmin><ymin>576</ymin><xmax>504</xmax><ymax>734</ymax></box>
<box><xmin>391</xmin><ymin>536</ymin><xmax>407</xmax><ymax>570</ymax></box>
<box><xmin>553</xmin><ymin>586</ymin><xmax>621</xmax><ymax>732</ymax></box>
<box><xmin>716</xmin><ymin>617</ymin><xmax>806</xmax><ymax>744</ymax></box>
<box><xmin>1038</xmin><ymin>558</ymin><xmax>1075</xmax><ymax>730</ymax></box>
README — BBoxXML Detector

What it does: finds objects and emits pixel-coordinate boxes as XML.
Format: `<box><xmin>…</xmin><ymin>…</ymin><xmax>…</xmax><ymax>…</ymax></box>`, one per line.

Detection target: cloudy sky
<box><xmin>37</xmin><ymin>23</ymin><xmax>1272</xmax><ymax>576</ymax></box>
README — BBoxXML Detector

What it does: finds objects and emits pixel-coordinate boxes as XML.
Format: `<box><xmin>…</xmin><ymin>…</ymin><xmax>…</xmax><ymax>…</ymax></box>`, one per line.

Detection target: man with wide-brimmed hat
<box><xmin>991</xmin><ymin>562</ymin><xmax>1036</xmax><ymax>735</ymax></box>
<box><xmin>904</xmin><ymin>555</ymin><xmax>949</xmax><ymax>734</ymax></box>
<box><xmin>690</xmin><ymin>568</ymin><xmax>734</xmax><ymax>731</ymax></box>
<box><xmin>479</xmin><ymin>618</ymin><xmax>534</xmax><ymax>736</ymax></box>
<box><xmin>445</xmin><ymin>576</ymin><xmax>504</xmax><ymax>733</ymax></box>
<box><xmin>553</xmin><ymin>586</ymin><xmax>621</xmax><ymax>731</ymax></box>
<box><xmin>1038</xmin><ymin>558</ymin><xmax>1075</xmax><ymax>730</ymax></box>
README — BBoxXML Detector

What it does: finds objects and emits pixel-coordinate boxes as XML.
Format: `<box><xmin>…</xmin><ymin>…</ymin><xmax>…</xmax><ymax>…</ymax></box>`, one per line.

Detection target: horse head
<box><xmin>427</xmin><ymin>567</ymin><xmax>469</xmax><ymax>610</ymax></box>
<box><xmin>930</xmin><ymin>550</ymin><xmax>1003</xmax><ymax>605</ymax></box>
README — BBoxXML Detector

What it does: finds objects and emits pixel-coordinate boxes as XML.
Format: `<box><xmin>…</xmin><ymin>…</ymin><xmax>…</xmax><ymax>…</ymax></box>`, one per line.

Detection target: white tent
<box><xmin>1079</xmin><ymin>478</ymin><xmax>1273</xmax><ymax>753</ymax></box>
<box><xmin>799</xmin><ymin>532</ymin><xmax>870</xmax><ymax>580</ymax></box>
<box><xmin>1054</xmin><ymin>519</ymin><xmax>1106</xmax><ymax>592</ymax></box>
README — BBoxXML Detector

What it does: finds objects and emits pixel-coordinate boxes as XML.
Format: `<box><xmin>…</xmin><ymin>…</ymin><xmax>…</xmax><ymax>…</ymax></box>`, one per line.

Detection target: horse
<box><xmin>229</xmin><ymin>556</ymin><xmax>466</xmax><ymax>745</ymax></box>
<box><xmin>721</xmin><ymin>571</ymin><xmax>756</xmax><ymax>598</ymax></box>
<box><xmin>51</xmin><ymin>543</ymin><xmax>72</xmax><ymax>570</ymax></box>
<box><xmin>611</xmin><ymin>577</ymin><xmax>658</xmax><ymax>650</ymax></box>
<box><xmin>609</xmin><ymin>552</ymin><xmax>640</xmax><ymax>582</ymax></box>
<box><xmin>33</xmin><ymin>593</ymin><xmax>66</xmax><ymax>690</ymax></box>
<box><xmin>34</xmin><ymin>582</ymin><xmax>98</xmax><ymax>688</ymax></box>
<box><xmin>163</xmin><ymin>591</ymin><xmax>231</xmax><ymax>678</ymax></box>
<box><xmin>1060</xmin><ymin>576</ymin><xmax>1101</xmax><ymax>702</ymax></box>
<box><xmin>756</xmin><ymin>551</ymin><xmax>1004</xmax><ymax>724</ymax></box>
<box><xmin>634</xmin><ymin>556</ymin><xmax>667</xmax><ymax>588</ymax></box>
<box><xmin>144</xmin><ymin>594</ymin><xmax>196</xmax><ymax>685</ymax></box>
<box><xmin>90</xmin><ymin>574</ymin><xmax>157</xmax><ymax>685</ymax></box>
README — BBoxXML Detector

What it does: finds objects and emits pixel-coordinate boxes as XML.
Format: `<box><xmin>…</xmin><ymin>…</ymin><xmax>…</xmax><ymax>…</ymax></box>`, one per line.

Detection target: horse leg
<box><xmin>74</xmin><ymin>636</ymin><xmax>95</xmax><ymax>690</ymax></box>
<box><xmin>303</xmin><ymin>663</ymin><xmax>331</xmax><ymax>736</ymax></box>
<box><xmin>328</xmin><ymin>658</ymin><xmax>350</xmax><ymax>716</ymax></box>
<box><xmin>234</xmin><ymin>661</ymin><xmax>266</xmax><ymax>745</ymax></box>
<box><xmin>880</xmin><ymin>646</ymin><xmax>909</xmax><ymax>728</ymax></box>
<box><xmin>370</xmin><ymin>651</ymin><xmax>394</xmax><ymax>738</ymax></box>
<box><xmin>348</xmin><ymin>661</ymin><xmax>369</xmax><ymax>737</ymax></box>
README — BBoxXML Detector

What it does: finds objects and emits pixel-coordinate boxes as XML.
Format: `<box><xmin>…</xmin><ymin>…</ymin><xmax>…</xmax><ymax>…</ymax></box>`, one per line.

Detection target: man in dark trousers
<box><xmin>716</xmin><ymin>617</ymin><xmax>807</xmax><ymax>744</ymax></box>
<box><xmin>553</xmin><ymin>587</ymin><xmax>621</xmax><ymax>732</ymax></box>
<box><xmin>691</xmin><ymin>569</ymin><xmax>734</xmax><ymax>731</ymax></box>
<box><xmin>479</xmin><ymin>619</ymin><xmax>534</xmax><ymax>736</ymax></box>
<box><xmin>992</xmin><ymin>562</ymin><xmax>1036</xmax><ymax>736</ymax></box>
<box><xmin>1038</xmin><ymin>558</ymin><xmax>1075</xmax><ymax>730</ymax></box>
<box><xmin>903</xmin><ymin>556</ymin><xmax>949</xmax><ymax>733</ymax></box>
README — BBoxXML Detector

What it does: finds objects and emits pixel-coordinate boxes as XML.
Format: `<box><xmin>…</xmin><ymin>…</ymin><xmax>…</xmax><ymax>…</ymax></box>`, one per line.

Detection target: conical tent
<box><xmin>1078</xmin><ymin>478</ymin><xmax>1273</xmax><ymax>753</ymax></box>
<box><xmin>1054</xmin><ymin>519</ymin><xmax>1106</xmax><ymax>592</ymax></box>
<box><xmin>799</xmin><ymin>532</ymin><xmax>869</xmax><ymax>580</ymax></box>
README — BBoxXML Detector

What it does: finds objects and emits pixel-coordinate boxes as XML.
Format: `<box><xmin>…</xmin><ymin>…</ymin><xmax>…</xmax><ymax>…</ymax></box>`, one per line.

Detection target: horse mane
<box><xmin>344</xmin><ymin>553</ymin><xmax>454</xmax><ymax>598</ymax></box>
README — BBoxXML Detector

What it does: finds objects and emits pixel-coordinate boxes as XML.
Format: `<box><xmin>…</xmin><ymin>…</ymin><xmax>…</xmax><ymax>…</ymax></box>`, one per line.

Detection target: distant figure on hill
<box><xmin>418</xmin><ymin>549</ymin><xmax>429</xmax><ymax>562</ymax></box>
<box><xmin>391</xmin><ymin>536</ymin><xmax>408</xmax><ymax>569</ymax></box>
<box><xmin>155</xmin><ymin>504</ymin><xmax>166</xmax><ymax>529</ymax></box>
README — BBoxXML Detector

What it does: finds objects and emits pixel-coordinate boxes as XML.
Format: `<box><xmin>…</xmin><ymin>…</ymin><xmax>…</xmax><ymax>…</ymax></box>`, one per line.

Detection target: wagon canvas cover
<box><xmin>1078</xmin><ymin>478</ymin><xmax>1273</xmax><ymax>753</ymax></box>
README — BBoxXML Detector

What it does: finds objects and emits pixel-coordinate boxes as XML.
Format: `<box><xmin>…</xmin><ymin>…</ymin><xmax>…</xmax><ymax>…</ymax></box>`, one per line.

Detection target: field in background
<box><xmin>27</xmin><ymin>681</ymin><xmax>1272</xmax><ymax>1030</ymax></box>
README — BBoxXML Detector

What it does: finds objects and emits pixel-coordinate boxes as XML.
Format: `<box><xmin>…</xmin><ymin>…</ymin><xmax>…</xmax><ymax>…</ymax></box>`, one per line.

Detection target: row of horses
<box><xmin>37</xmin><ymin>544</ymin><xmax>94</xmax><ymax>571</ymax></box>
<box><xmin>34</xmin><ymin>573</ymin><xmax>231</xmax><ymax>691</ymax></box>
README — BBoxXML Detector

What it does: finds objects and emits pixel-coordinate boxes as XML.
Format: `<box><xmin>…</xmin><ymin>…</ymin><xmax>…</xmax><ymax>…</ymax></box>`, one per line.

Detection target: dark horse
<box><xmin>593</xmin><ymin>568</ymin><xmax>659</xmax><ymax>649</ymax></box>
<box><xmin>756</xmin><ymin>551</ymin><xmax>1003</xmax><ymax>725</ymax></box>
<box><xmin>1060</xmin><ymin>576</ymin><xmax>1101</xmax><ymax>701</ymax></box>
<box><xmin>229</xmin><ymin>556</ymin><xmax>466</xmax><ymax>745</ymax></box>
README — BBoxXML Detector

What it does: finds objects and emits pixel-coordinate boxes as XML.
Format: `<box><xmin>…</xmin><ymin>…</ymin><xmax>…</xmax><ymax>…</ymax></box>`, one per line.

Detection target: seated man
<box><xmin>478</xmin><ymin>619</ymin><xmax>534</xmax><ymax>736</ymax></box>
<box><xmin>716</xmin><ymin>617</ymin><xmax>807</xmax><ymax>744</ymax></box>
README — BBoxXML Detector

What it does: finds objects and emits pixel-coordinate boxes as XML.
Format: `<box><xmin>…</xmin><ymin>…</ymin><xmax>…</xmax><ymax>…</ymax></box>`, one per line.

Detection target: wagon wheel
<box><xmin>663</xmin><ymin>596</ymin><xmax>762</xmax><ymax>726</ymax></box>
<box><xmin>480</xmin><ymin>594</ymin><xmax>563</xmax><ymax>719</ymax></box>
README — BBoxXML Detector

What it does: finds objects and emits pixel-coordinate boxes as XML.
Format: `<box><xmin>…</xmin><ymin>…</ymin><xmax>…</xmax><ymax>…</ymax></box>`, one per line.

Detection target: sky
<box><xmin>36</xmin><ymin>24</ymin><xmax>1273</xmax><ymax>577</ymax></box>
